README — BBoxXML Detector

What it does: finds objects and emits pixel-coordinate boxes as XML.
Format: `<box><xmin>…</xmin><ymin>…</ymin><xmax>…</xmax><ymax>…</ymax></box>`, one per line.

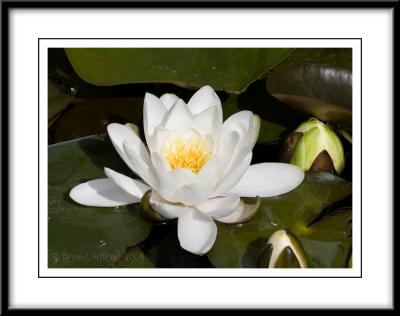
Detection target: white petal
<box><xmin>143</xmin><ymin>93</ymin><xmax>168</xmax><ymax>143</ymax></box>
<box><xmin>249</xmin><ymin>114</ymin><xmax>261</xmax><ymax>149</ymax></box>
<box><xmin>215</xmin><ymin>131</ymin><xmax>240</xmax><ymax>176</ymax></box>
<box><xmin>123</xmin><ymin>140</ymin><xmax>157</xmax><ymax>187</ymax></box>
<box><xmin>187</xmin><ymin>85</ymin><xmax>223</xmax><ymax>123</ymax></box>
<box><xmin>125</xmin><ymin>123</ymin><xmax>140</xmax><ymax>136</ymax></box>
<box><xmin>194</xmin><ymin>106</ymin><xmax>222</xmax><ymax>139</ymax></box>
<box><xmin>151</xmin><ymin>128</ymin><xmax>204</xmax><ymax>155</ymax></box>
<box><xmin>172</xmin><ymin>181</ymin><xmax>215</xmax><ymax>206</ymax></box>
<box><xmin>107</xmin><ymin>123</ymin><xmax>151</xmax><ymax>171</ymax></box>
<box><xmin>163</xmin><ymin>99</ymin><xmax>195</xmax><ymax>132</ymax></box>
<box><xmin>227</xmin><ymin>163</ymin><xmax>305</xmax><ymax>197</ymax></box>
<box><xmin>151</xmin><ymin>151</ymin><xmax>171</xmax><ymax>173</ymax></box>
<box><xmin>150</xmin><ymin>191</ymin><xmax>191</xmax><ymax>219</ymax></box>
<box><xmin>154</xmin><ymin>168</ymin><xmax>198</xmax><ymax>203</ymax></box>
<box><xmin>160</xmin><ymin>93</ymin><xmax>179</xmax><ymax>110</ymax></box>
<box><xmin>196</xmin><ymin>195</ymin><xmax>240</xmax><ymax>219</ymax></box>
<box><xmin>212</xmin><ymin>148</ymin><xmax>252</xmax><ymax>197</ymax></box>
<box><xmin>216</xmin><ymin>199</ymin><xmax>259</xmax><ymax>224</ymax></box>
<box><xmin>154</xmin><ymin>158</ymin><xmax>219</xmax><ymax>205</ymax></box>
<box><xmin>222</xmin><ymin>111</ymin><xmax>255</xmax><ymax>149</ymax></box>
<box><xmin>198</xmin><ymin>157</ymin><xmax>221</xmax><ymax>188</ymax></box>
<box><xmin>222</xmin><ymin>110</ymin><xmax>253</xmax><ymax>135</ymax></box>
<box><xmin>104</xmin><ymin>167</ymin><xmax>150</xmax><ymax>199</ymax></box>
<box><xmin>69</xmin><ymin>179</ymin><xmax>138</xmax><ymax>207</ymax></box>
<box><xmin>169</xmin><ymin>168</ymin><xmax>198</xmax><ymax>185</ymax></box>
<box><xmin>178</xmin><ymin>208</ymin><xmax>217</xmax><ymax>255</ymax></box>
<box><xmin>204</xmin><ymin>134</ymin><xmax>217</xmax><ymax>156</ymax></box>
<box><xmin>149</xmin><ymin>126</ymin><xmax>173</xmax><ymax>154</ymax></box>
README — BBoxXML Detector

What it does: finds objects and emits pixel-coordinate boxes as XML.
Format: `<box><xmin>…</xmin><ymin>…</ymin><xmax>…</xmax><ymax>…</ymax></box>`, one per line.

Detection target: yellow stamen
<box><xmin>164</xmin><ymin>137</ymin><xmax>212</xmax><ymax>174</ymax></box>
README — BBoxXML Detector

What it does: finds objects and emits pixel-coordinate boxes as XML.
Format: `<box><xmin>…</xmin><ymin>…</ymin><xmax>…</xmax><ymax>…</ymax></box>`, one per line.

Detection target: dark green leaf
<box><xmin>300</xmin><ymin>238</ymin><xmax>351</xmax><ymax>268</ymax></box>
<box><xmin>64</xmin><ymin>48</ymin><xmax>351</xmax><ymax>94</ymax></box>
<box><xmin>48</xmin><ymin>135</ymin><xmax>152</xmax><ymax>268</ymax></box>
<box><xmin>307</xmin><ymin>209</ymin><xmax>352</xmax><ymax>241</ymax></box>
<box><xmin>48</xmin><ymin>79</ymin><xmax>74</xmax><ymax>126</ymax></box>
<box><xmin>114</xmin><ymin>246</ymin><xmax>154</xmax><ymax>268</ymax></box>
<box><xmin>273</xmin><ymin>48</ymin><xmax>352</xmax><ymax>71</ymax></box>
<box><xmin>65</xmin><ymin>48</ymin><xmax>298</xmax><ymax>94</ymax></box>
<box><xmin>266</xmin><ymin>64</ymin><xmax>352</xmax><ymax>129</ymax></box>
<box><xmin>207</xmin><ymin>172</ymin><xmax>352</xmax><ymax>268</ymax></box>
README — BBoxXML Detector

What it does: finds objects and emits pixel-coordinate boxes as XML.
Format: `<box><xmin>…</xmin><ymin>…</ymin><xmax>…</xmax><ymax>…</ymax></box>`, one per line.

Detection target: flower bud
<box><xmin>258</xmin><ymin>229</ymin><xmax>308</xmax><ymax>268</ymax></box>
<box><xmin>281</xmin><ymin>118</ymin><xmax>345</xmax><ymax>174</ymax></box>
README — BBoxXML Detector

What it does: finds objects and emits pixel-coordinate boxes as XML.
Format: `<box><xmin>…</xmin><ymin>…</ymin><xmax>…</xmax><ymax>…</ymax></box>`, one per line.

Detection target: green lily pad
<box><xmin>274</xmin><ymin>48</ymin><xmax>352</xmax><ymax>71</ymax></box>
<box><xmin>48</xmin><ymin>135</ymin><xmax>152</xmax><ymax>268</ymax></box>
<box><xmin>48</xmin><ymin>79</ymin><xmax>74</xmax><ymax>127</ymax></box>
<box><xmin>65</xmin><ymin>48</ymin><xmax>295</xmax><ymax>94</ymax></box>
<box><xmin>114</xmin><ymin>246</ymin><xmax>154</xmax><ymax>268</ymax></box>
<box><xmin>300</xmin><ymin>238</ymin><xmax>351</xmax><ymax>268</ymax></box>
<box><xmin>207</xmin><ymin>172</ymin><xmax>352</xmax><ymax>268</ymax></box>
<box><xmin>65</xmin><ymin>48</ymin><xmax>351</xmax><ymax>94</ymax></box>
<box><xmin>266</xmin><ymin>64</ymin><xmax>352</xmax><ymax>130</ymax></box>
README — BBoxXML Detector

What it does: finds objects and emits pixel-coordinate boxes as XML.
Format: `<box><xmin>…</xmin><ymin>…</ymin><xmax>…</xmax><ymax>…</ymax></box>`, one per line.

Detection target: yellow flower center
<box><xmin>163</xmin><ymin>137</ymin><xmax>212</xmax><ymax>174</ymax></box>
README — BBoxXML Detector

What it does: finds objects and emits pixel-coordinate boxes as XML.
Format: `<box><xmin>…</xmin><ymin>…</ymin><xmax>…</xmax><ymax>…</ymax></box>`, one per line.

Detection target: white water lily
<box><xmin>70</xmin><ymin>86</ymin><xmax>305</xmax><ymax>255</ymax></box>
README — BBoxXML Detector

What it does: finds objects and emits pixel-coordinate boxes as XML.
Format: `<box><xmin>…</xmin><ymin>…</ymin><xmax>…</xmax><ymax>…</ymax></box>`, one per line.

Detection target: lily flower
<box><xmin>70</xmin><ymin>86</ymin><xmax>305</xmax><ymax>255</ymax></box>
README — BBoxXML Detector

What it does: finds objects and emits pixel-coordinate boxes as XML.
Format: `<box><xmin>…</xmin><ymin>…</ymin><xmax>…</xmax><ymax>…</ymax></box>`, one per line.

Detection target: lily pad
<box><xmin>300</xmin><ymin>238</ymin><xmax>351</xmax><ymax>268</ymax></box>
<box><xmin>274</xmin><ymin>48</ymin><xmax>352</xmax><ymax>71</ymax></box>
<box><xmin>48</xmin><ymin>135</ymin><xmax>152</xmax><ymax>268</ymax></box>
<box><xmin>266</xmin><ymin>64</ymin><xmax>352</xmax><ymax>129</ymax></box>
<box><xmin>48</xmin><ymin>79</ymin><xmax>74</xmax><ymax>126</ymax></box>
<box><xmin>65</xmin><ymin>48</ymin><xmax>296</xmax><ymax>94</ymax></box>
<box><xmin>114</xmin><ymin>246</ymin><xmax>154</xmax><ymax>268</ymax></box>
<box><xmin>64</xmin><ymin>48</ymin><xmax>351</xmax><ymax>94</ymax></box>
<box><xmin>207</xmin><ymin>172</ymin><xmax>352</xmax><ymax>268</ymax></box>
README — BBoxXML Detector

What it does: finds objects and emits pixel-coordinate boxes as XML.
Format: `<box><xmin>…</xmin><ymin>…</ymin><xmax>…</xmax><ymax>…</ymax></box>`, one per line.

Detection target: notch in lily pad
<box><xmin>281</xmin><ymin>117</ymin><xmax>345</xmax><ymax>175</ymax></box>
<box><xmin>258</xmin><ymin>229</ymin><xmax>308</xmax><ymax>268</ymax></box>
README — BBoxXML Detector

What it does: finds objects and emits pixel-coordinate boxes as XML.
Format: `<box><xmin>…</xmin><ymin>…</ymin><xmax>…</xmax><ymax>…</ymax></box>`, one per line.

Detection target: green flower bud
<box><xmin>281</xmin><ymin>118</ymin><xmax>345</xmax><ymax>174</ymax></box>
<box><xmin>258</xmin><ymin>229</ymin><xmax>308</xmax><ymax>268</ymax></box>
